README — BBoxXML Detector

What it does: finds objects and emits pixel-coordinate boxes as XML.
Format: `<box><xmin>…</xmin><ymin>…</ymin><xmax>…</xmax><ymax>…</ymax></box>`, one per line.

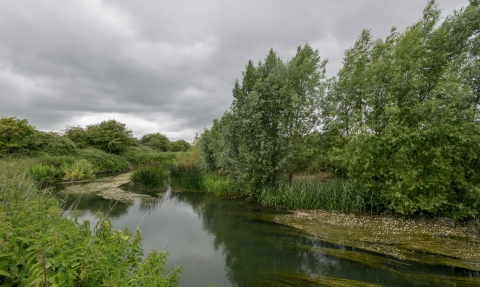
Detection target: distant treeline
<box><xmin>197</xmin><ymin>1</ymin><xmax>480</xmax><ymax>218</ymax></box>
<box><xmin>0</xmin><ymin>117</ymin><xmax>191</xmax><ymax>156</ymax></box>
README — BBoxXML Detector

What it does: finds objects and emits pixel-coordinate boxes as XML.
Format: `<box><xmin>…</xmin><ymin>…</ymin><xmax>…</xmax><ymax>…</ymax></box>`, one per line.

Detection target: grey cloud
<box><xmin>0</xmin><ymin>0</ymin><xmax>469</xmax><ymax>141</ymax></box>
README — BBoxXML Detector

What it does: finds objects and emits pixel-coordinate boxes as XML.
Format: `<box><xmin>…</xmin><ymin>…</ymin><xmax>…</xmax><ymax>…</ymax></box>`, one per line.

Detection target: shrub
<box><xmin>0</xmin><ymin>116</ymin><xmax>35</xmax><ymax>154</ymax></box>
<box><xmin>140</xmin><ymin>133</ymin><xmax>170</xmax><ymax>152</ymax></box>
<box><xmin>27</xmin><ymin>131</ymin><xmax>78</xmax><ymax>156</ymax></box>
<box><xmin>63</xmin><ymin>159</ymin><xmax>95</xmax><ymax>181</ymax></box>
<box><xmin>78</xmin><ymin>148</ymin><xmax>129</xmax><ymax>173</ymax></box>
<box><xmin>131</xmin><ymin>166</ymin><xmax>169</xmax><ymax>191</ymax></box>
<box><xmin>123</xmin><ymin>148</ymin><xmax>177</xmax><ymax>168</ymax></box>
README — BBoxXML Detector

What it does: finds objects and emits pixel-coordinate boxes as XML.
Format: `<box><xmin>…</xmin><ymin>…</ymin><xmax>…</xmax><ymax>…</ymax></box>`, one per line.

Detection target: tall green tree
<box><xmin>201</xmin><ymin>45</ymin><xmax>327</xmax><ymax>194</ymax></box>
<box><xmin>324</xmin><ymin>0</ymin><xmax>480</xmax><ymax>217</ymax></box>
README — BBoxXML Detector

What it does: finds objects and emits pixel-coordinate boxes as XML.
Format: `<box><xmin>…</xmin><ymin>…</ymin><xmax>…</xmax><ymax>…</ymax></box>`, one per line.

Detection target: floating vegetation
<box><xmin>250</xmin><ymin>272</ymin><xmax>382</xmax><ymax>287</ymax></box>
<box><xmin>271</xmin><ymin>210</ymin><xmax>480</xmax><ymax>271</ymax></box>
<box><xmin>59</xmin><ymin>172</ymin><xmax>155</xmax><ymax>203</ymax></box>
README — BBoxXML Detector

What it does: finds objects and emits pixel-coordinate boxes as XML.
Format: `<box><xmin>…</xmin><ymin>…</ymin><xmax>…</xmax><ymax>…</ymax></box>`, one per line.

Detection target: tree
<box><xmin>140</xmin><ymin>133</ymin><xmax>170</xmax><ymax>152</ymax></box>
<box><xmin>324</xmin><ymin>0</ymin><xmax>480</xmax><ymax>217</ymax></box>
<box><xmin>169</xmin><ymin>140</ymin><xmax>191</xmax><ymax>152</ymax></box>
<box><xmin>201</xmin><ymin>45</ymin><xmax>327</xmax><ymax>194</ymax></box>
<box><xmin>0</xmin><ymin>116</ymin><xmax>35</xmax><ymax>154</ymax></box>
<box><xmin>85</xmin><ymin>120</ymin><xmax>134</xmax><ymax>154</ymax></box>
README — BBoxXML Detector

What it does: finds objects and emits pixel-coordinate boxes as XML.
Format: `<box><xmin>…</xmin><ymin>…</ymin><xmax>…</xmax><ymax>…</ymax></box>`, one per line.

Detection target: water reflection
<box><xmin>57</xmin><ymin>181</ymin><xmax>480</xmax><ymax>287</ymax></box>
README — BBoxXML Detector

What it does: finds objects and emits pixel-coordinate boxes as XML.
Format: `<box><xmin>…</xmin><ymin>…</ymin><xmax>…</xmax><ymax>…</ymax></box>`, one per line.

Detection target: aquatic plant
<box><xmin>170</xmin><ymin>164</ymin><xmax>204</xmax><ymax>191</ymax></box>
<box><xmin>258</xmin><ymin>178</ymin><xmax>366</xmax><ymax>213</ymax></box>
<box><xmin>131</xmin><ymin>165</ymin><xmax>169</xmax><ymax>191</ymax></box>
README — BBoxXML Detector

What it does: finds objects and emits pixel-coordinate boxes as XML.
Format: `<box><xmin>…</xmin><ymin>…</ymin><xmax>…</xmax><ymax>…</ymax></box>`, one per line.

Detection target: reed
<box><xmin>203</xmin><ymin>173</ymin><xmax>239</xmax><ymax>196</ymax></box>
<box><xmin>258</xmin><ymin>177</ymin><xmax>366</xmax><ymax>213</ymax></box>
<box><xmin>170</xmin><ymin>164</ymin><xmax>204</xmax><ymax>191</ymax></box>
<box><xmin>131</xmin><ymin>165</ymin><xmax>169</xmax><ymax>191</ymax></box>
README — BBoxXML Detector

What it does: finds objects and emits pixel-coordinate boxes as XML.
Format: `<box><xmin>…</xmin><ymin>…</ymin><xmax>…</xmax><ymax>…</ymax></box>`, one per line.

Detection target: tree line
<box><xmin>198</xmin><ymin>0</ymin><xmax>480</xmax><ymax>218</ymax></box>
<box><xmin>0</xmin><ymin>117</ymin><xmax>191</xmax><ymax>156</ymax></box>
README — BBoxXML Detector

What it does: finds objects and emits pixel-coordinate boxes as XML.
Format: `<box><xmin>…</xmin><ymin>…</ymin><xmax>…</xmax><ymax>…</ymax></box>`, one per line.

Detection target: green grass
<box><xmin>131</xmin><ymin>165</ymin><xmax>169</xmax><ymax>191</ymax></box>
<box><xmin>78</xmin><ymin>148</ymin><xmax>129</xmax><ymax>173</ymax></box>
<box><xmin>170</xmin><ymin>164</ymin><xmax>204</xmax><ymax>191</ymax></box>
<box><xmin>123</xmin><ymin>147</ymin><xmax>177</xmax><ymax>168</ymax></box>
<box><xmin>258</xmin><ymin>178</ymin><xmax>366</xmax><ymax>213</ymax></box>
<box><xmin>203</xmin><ymin>173</ymin><xmax>239</xmax><ymax>196</ymax></box>
<box><xmin>0</xmin><ymin>160</ymin><xmax>181</xmax><ymax>286</ymax></box>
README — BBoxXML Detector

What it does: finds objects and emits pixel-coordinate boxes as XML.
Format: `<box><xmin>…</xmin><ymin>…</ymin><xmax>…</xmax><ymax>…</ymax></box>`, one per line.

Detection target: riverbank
<box><xmin>0</xmin><ymin>161</ymin><xmax>181</xmax><ymax>286</ymax></box>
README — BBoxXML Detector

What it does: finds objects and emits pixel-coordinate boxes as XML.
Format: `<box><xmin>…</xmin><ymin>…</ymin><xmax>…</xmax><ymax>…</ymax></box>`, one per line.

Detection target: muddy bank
<box><xmin>269</xmin><ymin>210</ymin><xmax>480</xmax><ymax>272</ymax></box>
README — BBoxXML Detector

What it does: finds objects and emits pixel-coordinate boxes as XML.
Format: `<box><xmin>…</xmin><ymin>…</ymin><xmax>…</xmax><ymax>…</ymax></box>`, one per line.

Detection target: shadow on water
<box><xmin>56</xmin><ymin>178</ymin><xmax>480</xmax><ymax>287</ymax></box>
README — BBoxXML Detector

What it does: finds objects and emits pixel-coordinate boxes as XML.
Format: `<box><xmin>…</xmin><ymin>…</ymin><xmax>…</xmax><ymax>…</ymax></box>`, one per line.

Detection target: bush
<box><xmin>27</xmin><ymin>131</ymin><xmax>78</xmax><ymax>156</ymax></box>
<box><xmin>63</xmin><ymin>159</ymin><xmax>95</xmax><ymax>181</ymax></box>
<box><xmin>123</xmin><ymin>148</ymin><xmax>177</xmax><ymax>168</ymax></box>
<box><xmin>28</xmin><ymin>163</ymin><xmax>59</xmax><ymax>184</ymax></box>
<box><xmin>140</xmin><ymin>133</ymin><xmax>170</xmax><ymax>152</ymax></box>
<box><xmin>78</xmin><ymin>148</ymin><xmax>129</xmax><ymax>173</ymax></box>
<box><xmin>0</xmin><ymin>116</ymin><xmax>35</xmax><ymax>154</ymax></box>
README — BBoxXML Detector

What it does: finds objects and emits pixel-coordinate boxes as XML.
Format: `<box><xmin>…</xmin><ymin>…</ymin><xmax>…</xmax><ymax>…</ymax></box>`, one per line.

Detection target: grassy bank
<box><xmin>1</xmin><ymin>147</ymin><xmax>179</xmax><ymax>186</ymax></box>
<box><xmin>0</xmin><ymin>161</ymin><xmax>181</xmax><ymax>286</ymax></box>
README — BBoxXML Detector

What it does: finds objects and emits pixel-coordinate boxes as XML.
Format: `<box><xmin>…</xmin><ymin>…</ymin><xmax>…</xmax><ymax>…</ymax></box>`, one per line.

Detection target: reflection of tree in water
<box><xmin>57</xmin><ymin>191</ymin><xmax>131</xmax><ymax>219</ymax></box>
<box><xmin>171</xmin><ymin>193</ymin><xmax>476</xmax><ymax>287</ymax></box>
<box><xmin>171</xmin><ymin>192</ymin><xmax>345</xmax><ymax>287</ymax></box>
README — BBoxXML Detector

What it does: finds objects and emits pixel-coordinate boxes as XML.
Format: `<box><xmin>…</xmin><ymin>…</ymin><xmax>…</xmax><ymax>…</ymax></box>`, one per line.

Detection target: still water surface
<box><xmin>57</xmin><ymin>180</ymin><xmax>479</xmax><ymax>287</ymax></box>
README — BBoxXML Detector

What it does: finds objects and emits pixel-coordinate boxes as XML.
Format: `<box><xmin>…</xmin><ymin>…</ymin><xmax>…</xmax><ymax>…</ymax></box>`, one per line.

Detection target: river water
<box><xmin>56</xmin><ymin>177</ymin><xmax>480</xmax><ymax>287</ymax></box>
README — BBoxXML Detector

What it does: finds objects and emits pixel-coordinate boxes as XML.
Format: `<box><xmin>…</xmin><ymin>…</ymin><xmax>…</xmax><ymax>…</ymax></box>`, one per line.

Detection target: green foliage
<box><xmin>26</xmin><ymin>131</ymin><xmax>78</xmax><ymax>156</ymax></box>
<box><xmin>0</xmin><ymin>161</ymin><xmax>181</xmax><ymax>286</ymax></box>
<box><xmin>29</xmin><ymin>163</ymin><xmax>59</xmax><ymax>184</ymax></box>
<box><xmin>65</xmin><ymin>120</ymin><xmax>135</xmax><ymax>154</ymax></box>
<box><xmin>140</xmin><ymin>133</ymin><xmax>171</xmax><ymax>152</ymax></box>
<box><xmin>131</xmin><ymin>166</ymin><xmax>169</xmax><ymax>190</ymax></box>
<box><xmin>63</xmin><ymin>159</ymin><xmax>95</xmax><ymax>181</ymax></box>
<box><xmin>200</xmin><ymin>45</ymin><xmax>327</xmax><ymax>194</ymax></box>
<box><xmin>0</xmin><ymin>116</ymin><xmax>35</xmax><ymax>154</ymax></box>
<box><xmin>63</xmin><ymin>125</ymin><xmax>89</xmax><ymax>149</ymax></box>
<box><xmin>170</xmin><ymin>165</ymin><xmax>204</xmax><ymax>191</ymax></box>
<box><xmin>258</xmin><ymin>178</ymin><xmax>366</xmax><ymax>213</ymax></box>
<box><xmin>123</xmin><ymin>147</ymin><xmax>177</xmax><ymax>168</ymax></box>
<box><xmin>78</xmin><ymin>147</ymin><xmax>129</xmax><ymax>173</ymax></box>
<box><xmin>203</xmin><ymin>173</ymin><xmax>239</xmax><ymax>196</ymax></box>
<box><xmin>169</xmin><ymin>140</ymin><xmax>191</xmax><ymax>152</ymax></box>
<box><xmin>322</xmin><ymin>1</ymin><xmax>480</xmax><ymax>218</ymax></box>
<box><xmin>195</xmin><ymin>1</ymin><xmax>480</xmax><ymax>218</ymax></box>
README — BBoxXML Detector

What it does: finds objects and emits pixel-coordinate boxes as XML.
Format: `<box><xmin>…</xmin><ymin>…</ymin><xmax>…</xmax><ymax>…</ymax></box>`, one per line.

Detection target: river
<box><xmin>55</xmin><ymin>173</ymin><xmax>480</xmax><ymax>286</ymax></box>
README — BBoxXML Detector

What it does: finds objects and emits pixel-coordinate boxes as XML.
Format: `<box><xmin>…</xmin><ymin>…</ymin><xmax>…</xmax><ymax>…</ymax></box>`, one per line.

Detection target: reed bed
<box><xmin>131</xmin><ymin>165</ymin><xmax>169</xmax><ymax>191</ymax></box>
<box><xmin>258</xmin><ymin>178</ymin><xmax>366</xmax><ymax>213</ymax></box>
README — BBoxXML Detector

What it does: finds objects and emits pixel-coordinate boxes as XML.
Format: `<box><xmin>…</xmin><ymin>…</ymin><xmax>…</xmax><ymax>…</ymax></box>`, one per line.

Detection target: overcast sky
<box><xmin>0</xmin><ymin>0</ymin><xmax>469</xmax><ymax>141</ymax></box>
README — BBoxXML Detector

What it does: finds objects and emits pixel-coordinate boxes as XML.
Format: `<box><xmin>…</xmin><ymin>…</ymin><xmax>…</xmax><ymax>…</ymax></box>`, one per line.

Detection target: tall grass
<box><xmin>123</xmin><ymin>148</ymin><xmax>177</xmax><ymax>168</ymax></box>
<box><xmin>258</xmin><ymin>178</ymin><xmax>366</xmax><ymax>213</ymax></box>
<box><xmin>131</xmin><ymin>166</ymin><xmax>169</xmax><ymax>191</ymax></box>
<box><xmin>203</xmin><ymin>173</ymin><xmax>239</xmax><ymax>196</ymax></box>
<box><xmin>78</xmin><ymin>148</ymin><xmax>129</xmax><ymax>173</ymax></box>
<box><xmin>170</xmin><ymin>165</ymin><xmax>204</xmax><ymax>191</ymax></box>
<box><xmin>0</xmin><ymin>160</ymin><xmax>181</xmax><ymax>286</ymax></box>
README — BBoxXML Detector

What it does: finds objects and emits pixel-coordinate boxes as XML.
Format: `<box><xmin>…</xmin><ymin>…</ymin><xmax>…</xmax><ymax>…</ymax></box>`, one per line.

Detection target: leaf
<box><xmin>0</xmin><ymin>269</ymin><xmax>11</xmax><ymax>278</ymax></box>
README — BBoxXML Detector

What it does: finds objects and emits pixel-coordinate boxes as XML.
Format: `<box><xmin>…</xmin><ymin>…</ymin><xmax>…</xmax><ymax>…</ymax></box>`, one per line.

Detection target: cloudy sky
<box><xmin>0</xmin><ymin>0</ymin><xmax>469</xmax><ymax>141</ymax></box>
